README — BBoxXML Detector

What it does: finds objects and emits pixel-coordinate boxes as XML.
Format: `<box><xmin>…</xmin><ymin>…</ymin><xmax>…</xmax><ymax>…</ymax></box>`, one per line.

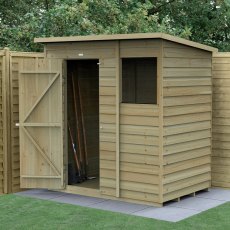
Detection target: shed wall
<box><xmin>162</xmin><ymin>41</ymin><xmax>212</xmax><ymax>202</ymax></box>
<box><xmin>119</xmin><ymin>39</ymin><xmax>161</xmax><ymax>203</ymax></box>
<box><xmin>212</xmin><ymin>52</ymin><xmax>230</xmax><ymax>188</ymax></box>
<box><xmin>45</xmin><ymin>40</ymin><xmax>162</xmax><ymax>204</ymax></box>
<box><xmin>119</xmin><ymin>104</ymin><xmax>160</xmax><ymax>203</ymax></box>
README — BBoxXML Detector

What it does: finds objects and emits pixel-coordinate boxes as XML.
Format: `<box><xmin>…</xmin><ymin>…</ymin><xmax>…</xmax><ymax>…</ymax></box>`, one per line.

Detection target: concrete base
<box><xmin>16</xmin><ymin>187</ymin><xmax>230</xmax><ymax>222</ymax></box>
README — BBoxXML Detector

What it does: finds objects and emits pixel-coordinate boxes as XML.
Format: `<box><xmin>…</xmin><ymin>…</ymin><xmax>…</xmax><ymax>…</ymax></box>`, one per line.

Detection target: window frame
<box><xmin>120</xmin><ymin>55</ymin><xmax>160</xmax><ymax>106</ymax></box>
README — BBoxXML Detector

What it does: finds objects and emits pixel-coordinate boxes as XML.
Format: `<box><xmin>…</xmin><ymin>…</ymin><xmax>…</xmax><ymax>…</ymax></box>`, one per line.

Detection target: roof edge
<box><xmin>34</xmin><ymin>33</ymin><xmax>218</xmax><ymax>52</ymax></box>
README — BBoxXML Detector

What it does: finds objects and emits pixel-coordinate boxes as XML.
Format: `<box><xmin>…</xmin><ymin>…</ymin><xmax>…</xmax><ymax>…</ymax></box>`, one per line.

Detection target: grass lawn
<box><xmin>0</xmin><ymin>194</ymin><xmax>229</xmax><ymax>230</ymax></box>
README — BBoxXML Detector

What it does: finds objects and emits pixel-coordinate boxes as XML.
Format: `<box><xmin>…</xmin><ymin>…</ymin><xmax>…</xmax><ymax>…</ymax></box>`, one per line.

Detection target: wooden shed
<box><xmin>18</xmin><ymin>33</ymin><xmax>217</xmax><ymax>206</ymax></box>
<box><xmin>0</xmin><ymin>48</ymin><xmax>44</xmax><ymax>194</ymax></box>
<box><xmin>212</xmin><ymin>52</ymin><xmax>230</xmax><ymax>189</ymax></box>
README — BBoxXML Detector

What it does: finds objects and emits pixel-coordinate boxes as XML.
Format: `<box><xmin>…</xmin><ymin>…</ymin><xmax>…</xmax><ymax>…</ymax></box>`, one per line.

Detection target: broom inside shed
<box><xmin>68</xmin><ymin>121</ymin><xmax>82</xmax><ymax>183</ymax></box>
<box><xmin>77</xmin><ymin>76</ymin><xmax>96</xmax><ymax>181</ymax></box>
<box><xmin>71</xmin><ymin>72</ymin><xmax>86</xmax><ymax>180</ymax></box>
<box><xmin>71</xmin><ymin>70</ymin><xmax>97</xmax><ymax>182</ymax></box>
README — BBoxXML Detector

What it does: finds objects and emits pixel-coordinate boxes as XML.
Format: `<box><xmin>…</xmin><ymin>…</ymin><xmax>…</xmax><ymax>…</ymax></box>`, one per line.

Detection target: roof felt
<box><xmin>35</xmin><ymin>33</ymin><xmax>218</xmax><ymax>52</ymax></box>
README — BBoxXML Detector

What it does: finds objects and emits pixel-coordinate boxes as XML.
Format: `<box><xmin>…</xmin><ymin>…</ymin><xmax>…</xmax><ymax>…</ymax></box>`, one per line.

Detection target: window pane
<box><xmin>122</xmin><ymin>58</ymin><xmax>157</xmax><ymax>104</ymax></box>
<box><xmin>122</xmin><ymin>59</ymin><xmax>136</xmax><ymax>103</ymax></box>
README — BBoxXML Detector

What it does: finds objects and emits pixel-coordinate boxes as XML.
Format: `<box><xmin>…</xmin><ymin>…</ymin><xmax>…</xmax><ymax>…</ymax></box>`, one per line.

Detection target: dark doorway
<box><xmin>67</xmin><ymin>60</ymin><xmax>99</xmax><ymax>189</ymax></box>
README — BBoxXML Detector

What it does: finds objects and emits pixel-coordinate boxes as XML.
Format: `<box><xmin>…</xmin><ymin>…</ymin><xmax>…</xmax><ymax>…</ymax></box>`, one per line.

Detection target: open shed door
<box><xmin>19</xmin><ymin>58</ymin><xmax>64</xmax><ymax>189</ymax></box>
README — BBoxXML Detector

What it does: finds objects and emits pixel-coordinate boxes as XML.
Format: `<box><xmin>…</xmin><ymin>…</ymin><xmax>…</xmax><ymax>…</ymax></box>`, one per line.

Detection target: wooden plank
<box><xmin>164</xmin><ymin>78</ymin><xmax>211</xmax><ymax>87</ymax></box>
<box><xmin>2</xmin><ymin>48</ymin><xmax>10</xmax><ymax>194</ymax></box>
<box><xmin>120</xmin><ymin>124</ymin><xmax>159</xmax><ymax>136</ymax></box>
<box><xmin>100</xmin><ymin>150</ymin><xmax>116</xmax><ymax>161</ymax></box>
<box><xmin>120</xmin><ymin>104</ymin><xmax>159</xmax><ymax>117</ymax></box>
<box><xmin>120</xmin><ymin>171</ymin><xmax>159</xmax><ymax>185</ymax></box>
<box><xmin>213</xmin><ymin>94</ymin><xmax>230</xmax><ymax>103</ymax></box>
<box><xmin>99</xmin><ymin>86</ymin><xmax>116</xmax><ymax>96</ymax></box>
<box><xmin>100</xmin><ymin>114</ymin><xmax>116</xmax><ymax>124</ymax></box>
<box><xmin>100</xmin><ymin>169</ymin><xmax>116</xmax><ymax>179</ymax></box>
<box><xmin>121</xmin><ymin>143</ymin><xmax>159</xmax><ymax>156</ymax></box>
<box><xmin>120</xmin><ymin>162</ymin><xmax>159</xmax><ymax>175</ymax></box>
<box><xmin>163</xmin><ymin>68</ymin><xmax>211</xmax><ymax>77</ymax></box>
<box><xmin>47</xmin><ymin>48</ymin><xmax>116</xmax><ymax>59</ymax></box>
<box><xmin>163</xmin><ymin>181</ymin><xmax>210</xmax><ymax>202</ymax></box>
<box><xmin>100</xmin><ymin>159</ymin><xmax>116</xmax><ymax>170</ymax></box>
<box><xmin>120</xmin><ymin>47</ymin><xmax>160</xmax><ymax>58</ymax></box>
<box><xmin>120</xmin><ymin>39</ymin><xmax>161</xmax><ymax>48</ymax></box>
<box><xmin>163</xmin><ymin>95</ymin><xmax>212</xmax><ymax>106</ymax></box>
<box><xmin>164</xmin><ymin>112</ymin><xmax>211</xmax><ymax>126</ymax></box>
<box><xmin>212</xmin><ymin>181</ymin><xmax>230</xmax><ymax>188</ymax></box>
<box><xmin>212</xmin><ymin>149</ymin><xmax>230</xmax><ymax>158</ymax></box>
<box><xmin>100</xmin><ymin>58</ymin><xmax>116</xmax><ymax>68</ymax></box>
<box><xmin>164</xmin><ymin>104</ymin><xmax>211</xmax><ymax>116</ymax></box>
<box><xmin>212</xmin><ymin>156</ymin><xmax>230</xmax><ymax>166</ymax></box>
<box><xmin>46</xmin><ymin>41</ymin><xmax>117</xmax><ymax>50</ymax></box>
<box><xmin>100</xmin><ymin>142</ymin><xmax>116</xmax><ymax>151</ymax></box>
<box><xmin>120</xmin><ymin>181</ymin><xmax>159</xmax><ymax>194</ymax></box>
<box><xmin>213</xmin><ymin>125</ymin><xmax>230</xmax><ymax>134</ymax></box>
<box><xmin>100</xmin><ymin>95</ymin><xmax>116</xmax><ymax>105</ymax></box>
<box><xmin>213</xmin><ymin>63</ymin><xmax>230</xmax><ymax>71</ymax></box>
<box><xmin>164</xmin><ymin>86</ymin><xmax>211</xmax><ymax>96</ymax></box>
<box><xmin>100</xmin><ymin>123</ymin><xmax>116</xmax><ymax>133</ymax></box>
<box><xmin>163</xmin><ymin>173</ymin><xmax>210</xmax><ymax>194</ymax></box>
<box><xmin>211</xmin><ymin>173</ymin><xmax>230</xmax><ymax>183</ymax></box>
<box><xmin>120</xmin><ymin>115</ymin><xmax>159</xmax><ymax>126</ymax></box>
<box><xmin>99</xmin><ymin>67</ymin><xmax>116</xmax><ymax>77</ymax></box>
<box><xmin>164</xmin><ymin>121</ymin><xmax>211</xmax><ymax>136</ymax></box>
<box><xmin>164</xmin><ymin>138</ymin><xmax>211</xmax><ymax>155</ymax></box>
<box><xmin>213</xmin><ymin>117</ymin><xmax>230</xmax><ymax>126</ymax></box>
<box><xmin>164</xmin><ymin>47</ymin><xmax>212</xmax><ymax>58</ymax></box>
<box><xmin>163</xmin><ymin>164</ymin><xmax>210</xmax><ymax>184</ymax></box>
<box><xmin>164</xmin><ymin>156</ymin><xmax>211</xmax><ymax>175</ymax></box>
<box><xmin>163</xmin><ymin>58</ymin><xmax>212</xmax><ymax>68</ymax></box>
<box><xmin>99</xmin><ymin>76</ymin><xmax>116</xmax><ymax>87</ymax></box>
<box><xmin>115</xmin><ymin>41</ymin><xmax>120</xmax><ymax>198</ymax></box>
<box><xmin>120</xmin><ymin>133</ymin><xmax>159</xmax><ymax>146</ymax></box>
<box><xmin>100</xmin><ymin>178</ymin><xmax>116</xmax><ymax>188</ymax></box>
<box><xmin>100</xmin><ymin>132</ymin><xmax>116</xmax><ymax>143</ymax></box>
<box><xmin>213</xmin><ymin>71</ymin><xmax>230</xmax><ymax>78</ymax></box>
<box><xmin>213</xmin><ymin>78</ymin><xmax>230</xmax><ymax>86</ymax></box>
<box><xmin>120</xmin><ymin>152</ymin><xmax>159</xmax><ymax>165</ymax></box>
<box><xmin>164</xmin><ymin>129</ymin><xmax>211</xmax><ymax>145</ymax></box>
<box><xmin>213</xmin><ymin>86</ymin><xmax>230</xmax><ymax>94</ymax></box>
<box><xmin>213</xmin><ymin>140</ymin><xmax>230</xmax><ymax>150</ymax></box>
<box><xmin>121</xmin><ymin>189</ymin><xmax>159</xmax><ymax>203</ymax></box>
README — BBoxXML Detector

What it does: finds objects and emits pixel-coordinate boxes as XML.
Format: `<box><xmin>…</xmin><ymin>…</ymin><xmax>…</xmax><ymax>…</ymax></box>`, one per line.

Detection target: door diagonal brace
<box><xmin>22</xmin><ymin>127</ymin><xmax>61</xmax><ymax>176</ymax></box>
<box><xmin>23</xmin><ymin>72</ymin><xmax>60</xmax><ymax>123</ymax></box>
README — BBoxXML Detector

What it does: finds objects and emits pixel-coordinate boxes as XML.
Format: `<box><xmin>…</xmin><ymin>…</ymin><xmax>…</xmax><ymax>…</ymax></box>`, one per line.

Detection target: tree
<box><xmin>156</xmin><ymin>0</ymin><xmax>230</xmax><ymax>50</ymax></box>
<box><xmin>0</xmin><ymin>0</ymin><xmax>229</xmax><ymax>51</ymax></box>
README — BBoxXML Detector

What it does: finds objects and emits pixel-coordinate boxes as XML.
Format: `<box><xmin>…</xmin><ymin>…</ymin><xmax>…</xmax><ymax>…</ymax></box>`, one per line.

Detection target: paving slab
<box><xmin>15</xmin><ymin>188</ymin><xmax>230</xmax><ymax>222</ymax></box>
<box><xmin>51</xmin><ymin>193</ymin><xmax>107</xmax><ymax>207</ymax></box>
<box><xmin>196</xmin><ymin>188</ymin><xmax>230</xmax><ymax>201</ymax></box>
<box><xmin>167</xmin><ymin>196</ymin><xmax>226</xmax><ymax>211</ymax></box>
<box><xmin>16</xmin><ymin>189</ymin><xmax>65</xmax><ymax>200</ymax></box>
<box><xmin>88</xmin><ymin>200</ymin><xmax>151</xmax><ymax>214</ymax></box>
<box><xmin>133</xmin><ymin>206</ymin><xmax>202</xmax><ymax>222</ymax></box>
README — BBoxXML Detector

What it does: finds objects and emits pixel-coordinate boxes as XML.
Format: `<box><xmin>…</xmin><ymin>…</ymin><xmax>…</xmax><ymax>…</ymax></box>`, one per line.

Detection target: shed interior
<box><xmin>67</xmin><ymin>60</ymin><xmax>99</xmax><ymax>189</ymax></box>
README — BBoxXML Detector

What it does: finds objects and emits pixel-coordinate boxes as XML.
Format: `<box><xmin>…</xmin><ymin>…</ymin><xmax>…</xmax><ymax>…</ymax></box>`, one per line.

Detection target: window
<box><xmin>122</xmin><ymin>57</ymin><xmax>157</xmax><ymax>104</ymax></box>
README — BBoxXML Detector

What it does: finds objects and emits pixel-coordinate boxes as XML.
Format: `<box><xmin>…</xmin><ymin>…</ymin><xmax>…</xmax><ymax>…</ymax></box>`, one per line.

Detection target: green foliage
<box><xmin>157</xmin><ymin>0</ymin><xmax>230</xmax><ymax>51</ymax></box>
<box><xmin>0</xmin><ymin>0</ymin><xmax>229</xmax><ymax>51</ymax></box>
